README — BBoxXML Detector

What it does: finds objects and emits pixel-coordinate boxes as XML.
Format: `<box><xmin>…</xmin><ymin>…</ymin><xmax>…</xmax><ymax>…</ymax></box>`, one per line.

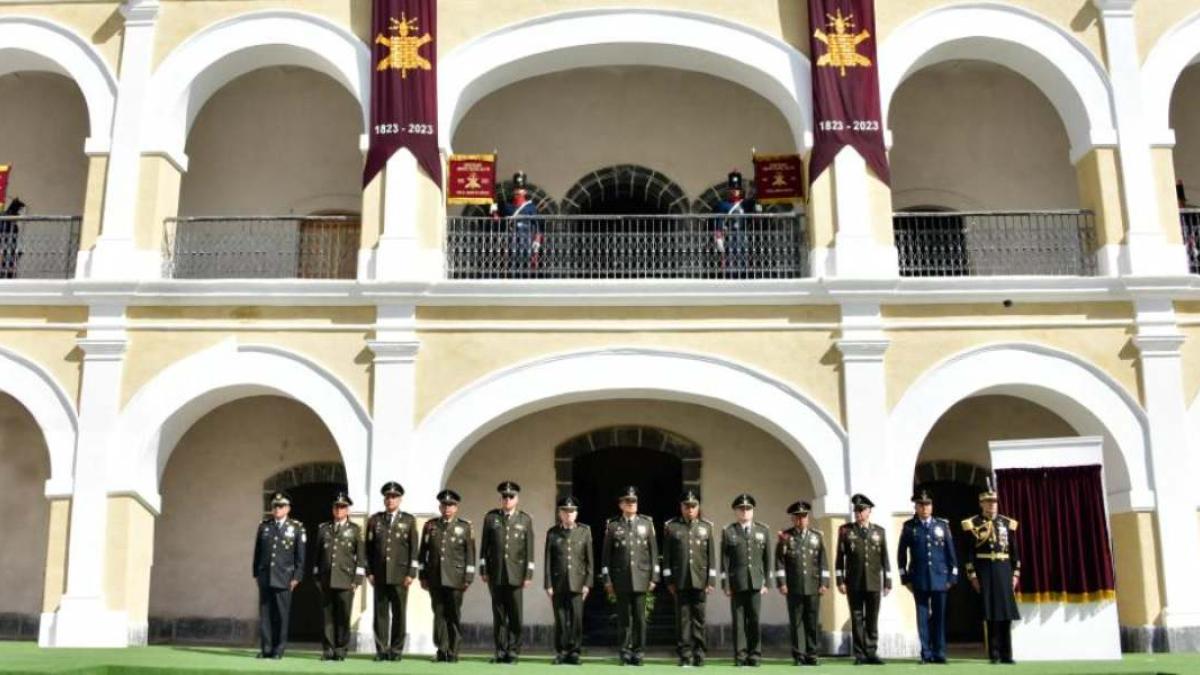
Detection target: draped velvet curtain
<box><xmin>996</xmin><ymin>465</ymin><xmax>1116</xmax><ymax>602</ymax></box>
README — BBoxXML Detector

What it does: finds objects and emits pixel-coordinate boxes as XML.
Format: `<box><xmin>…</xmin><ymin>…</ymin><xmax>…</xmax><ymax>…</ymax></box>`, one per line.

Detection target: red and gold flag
<box><xmin>808</xmin><ymin>0</ymin><xmax>890</xmax><ymax>186</ymax></box>
<box><xmin>0</xmin><ymin>165</ymin><xmax>10</xmax><ymax>205</ymax></box>
<box><xmin>363</xmin><ymin>0</ymin><xmax>441</xmax><ymax>189</ymax></box>
<box><xmin>447</xmin><ymin>154</ymin><xmax>497</xmax><ymax>205</ymax></box>
<box><xmin>753</xmin><ymin>154</ymin><xmax>805</xmax><ymax>203</ymax></box>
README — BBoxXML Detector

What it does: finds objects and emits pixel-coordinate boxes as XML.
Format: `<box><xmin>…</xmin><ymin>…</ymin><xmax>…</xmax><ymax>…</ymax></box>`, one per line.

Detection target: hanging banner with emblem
<box><xmin>753</xmin><ymin>154</ymin><xmax>805</xmax><ymax>203</ymax></box>
<box><xmin>0</xmin><ymin>165</ymin><xmax>10</xmax><ymax>206</ymax></box>
<box><xmin>363</xmin><ymin>0</ymin><xmax>442</xmax><ymax>189</ymax></box>
<box><xmin>807</xmin><ymin>0</ymin><xmax>890</xmax><ymax>186</ymax></box>
<box><xmin>447</xmin><ymin>154</ymin><xmax>497</xmax><ymax>204</ymax></box>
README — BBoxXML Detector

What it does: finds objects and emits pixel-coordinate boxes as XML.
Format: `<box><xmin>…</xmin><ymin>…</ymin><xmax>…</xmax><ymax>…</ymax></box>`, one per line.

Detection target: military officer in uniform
<box><xmin>366</xmin><ymin>481</ymin><xmax>418</xmax><ymax>661</ymax></box>
<box><xmin>663</xmin><ymin>489</ymin><xmax>717</xmax><ymax>667</ymax></box>
<box><xmin>963</xmin><ymin>482</ymin><xmax>1020</xmax><ymax>665</ymax></box>
<box><xmin>545</xmin><ymin>495</ymin><xmax>594</xmax><ymax>665</ymax></box>
<box><xmin>835</xmin><ymin>493</ymin><xmax>891</xmax><ymax>666</ymax></box>
<box><xmin>419</xmin><ymin>489</ymin><xmax>476</xmax><ymax>663</ymax></box>
<box><xmin>480</xmin><ymin>480</ymin><xmax>536</xmax><ymax>664</ymax></box>
<box><xmin>721</xmin><ymin>493</ymin><xmax>772</xmax><ymax>667</ymax></box>
<box><xmin>775</xmin><ymin>500</ymin><xmax>828</xmax><ymax>666</ymax></box>
<box><xmin>314</xmin><ymin>491</ymin><xmax>365</xmax><ymax>661</ymax></box>
<box><xmin>602</xmin><ymin>486</ymin><xmax>660</xmax><ymax>666</ymax></box>
<box><xmin>252</xmin><ymin>492</ymin><xmax>305</xmax><ymax>659</ymax></box>
<box><xmin>898</xmin><ymin>489</ymin><xmax>957</xmax><ymax>664</ymax></box>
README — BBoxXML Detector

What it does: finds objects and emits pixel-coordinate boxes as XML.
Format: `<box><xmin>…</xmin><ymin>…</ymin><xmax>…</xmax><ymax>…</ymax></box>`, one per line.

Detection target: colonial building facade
<box><xmin>1</xmin><ymin>0</ymin><xmax>1200</xmax><ymax>657</ymax></box>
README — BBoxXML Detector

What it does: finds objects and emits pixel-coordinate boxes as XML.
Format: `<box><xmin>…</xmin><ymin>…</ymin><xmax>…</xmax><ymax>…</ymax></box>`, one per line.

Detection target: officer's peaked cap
<box><xmin>851</xmin><ymin>493</ymin><xmax>874</xmax><ymax>510</ymax></box>
<box><xmin>787</xmin><ymin>500</ymin><xmax>812</xmax><ymax>516</ymax></box>
<box><xmin>557</xmin><ymin>495</ymin><xmax>580</xmax><ymax>510</ymax></box>
<box><xmin>731</xmin><ymin>493</ymin><xmax>756</xmax><ymax>509</ymax></box>
<box><xmin>497</xmin><ymin>480</ymin><xmax>521</xmax><ymax>496</ymax></box>
<box><xmin>271</xmin><ymin>492</ymin><xmax>291</xmax><ymax>506</ymax></box>
<box><xmin>680</xmin><ymin>489</ymin><xmax>701</xmax><ymax>505</ymax></box>
<box><xmin>437</xmin><ymin>489</ymin><xmax>462</xmax><ymax>505</ymax></box>
<box><xmin>380</xmin><ymin>481</ymin><xmax>404</xmax><ymax>497</ymax></box>
<box><xmin>618</xmin><ymin>486</ymin><xmax>639</xmax><ymax>501</ymax></box>
<box><xmin>332</xmin><ymin>491</ymin><xmax>352</xmax><ymax>507</ymax></box>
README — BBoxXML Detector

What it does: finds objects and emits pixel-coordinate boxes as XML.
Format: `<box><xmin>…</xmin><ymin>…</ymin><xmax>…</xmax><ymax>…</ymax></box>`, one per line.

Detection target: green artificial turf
<box><xmin>0</xmin><ymin>644</ymin><xmax>1197</xmax><ymax>675</ymax></box>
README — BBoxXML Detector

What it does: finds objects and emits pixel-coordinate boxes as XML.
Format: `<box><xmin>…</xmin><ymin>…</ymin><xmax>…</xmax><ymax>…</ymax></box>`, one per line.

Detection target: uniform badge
<box><xmin>285</xmin><ymin>526</ymin><xmax>295</xmax><ymax>538</ymax></box>
<box><xmin>637</xmin><ymin>525</ymin><xmax>647</xmax><ymax>536</ymax></box>
<box><xmin>755</xmin><ymin>531</ymin><xmax>765</xmax><ymax>541</ymax></box>
<box><xmin>934</xmin><ymin>526</ymin><xmax>944</xmax><ymax>538</ymax></box>
<box><xmin>454</xmin><ymin>525</ymin><xmax>464</xmax><ymax>535</ymax></box>
<box><xmin>870</xmin><ymin>532</ymin><xmax>880</xmax><ymax>543</ymax></box>
<box><xmin>698</xmin><ymin>526</ymin><xmax>708</xmax><ymax>536</ymax></box>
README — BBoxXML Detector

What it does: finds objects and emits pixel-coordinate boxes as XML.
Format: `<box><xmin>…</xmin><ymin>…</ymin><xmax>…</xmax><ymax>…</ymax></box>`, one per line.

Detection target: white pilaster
<box><xmin>86</xmin><ymin>0</ymin><xmax>162</xmax><ymax>280</ymax></box>
<box><xmin>375</xmin><ymin>150</ymin><xmax>440</xmax><ymax>281</ymax></box>
<box><xmin>40</xmin><ymin>304</ymin><xmax>130</xmax><ymax>647</ymax></box>
<box><xmin>1132</xmin><ymin>299</ymin><xmax>1200</xmax><ymax>643</ymax></box>
<box><xmin>830</xmin><ymin>150</ymin><xmax>899</xmax><ymax>278</ymax></box>
<box><xmin>1092</xmin><ymin>0</ymin><xmax>1188</xmax><ymax>275</ymax></box>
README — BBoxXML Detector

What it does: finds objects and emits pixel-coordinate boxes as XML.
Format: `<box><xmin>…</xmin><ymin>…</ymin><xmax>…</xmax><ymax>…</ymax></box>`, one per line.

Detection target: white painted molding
<box><xmin>440</xmin><ymin>8</ymin><xmax>813</xmax><ymax>154</ymax></box>
<box><xmin>990</xmin><ymin>435</ymin><xmax>1105</xmax><ymax>469</ymax></box>
<box><xmin>0</xmin><ymin>345</ymin><xmax>79</xmax><ymax>498</ymax></box>
<box><xmin>1141</xmin><ymin>9</ymin><xmax>1200</xmax><ymax>146</ymax></box>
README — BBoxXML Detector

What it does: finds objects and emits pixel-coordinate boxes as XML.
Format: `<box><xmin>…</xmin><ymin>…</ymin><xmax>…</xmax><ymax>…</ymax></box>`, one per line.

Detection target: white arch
<box><xmin>141</xmin><ymin>10</ymin><xmax>370</xmax><ymax>163</ymax></box>
<box><xmin>1142</xmin><ymin>9</ymin><xmax>1200</xmax><ymax>147</ymax></box>
<box><xmin>0</xmin><ymin>346</ymin><xmax>78</xmax><ymax>497</ymax></box>
<box><xmin>887</xmin><ymin>343</ymin><xmax>1152</xmax><ymax>513</ymax></box>
<box><xmin>440</xmin><ymin>8</ymin><xmax>813</xmax><ymax>153</ymax></box>
<box><xmin>880</xmin><ymin>3</ymin><xmax>1117</xmax><ymax>163</ymax></box>
<box><xmin>0</xmin><ymin>16</ymin><xmax>117</xmax><ymax>150</ymax></box>
<box><xmin>107</xmin><ymin>340</ymin><xmax>371</xmax><ymax>512</ymax></box>
<box><xmin>412</xmin><ymin>347</ymin><xmax>847</xmax><ymax>513</ymax></box>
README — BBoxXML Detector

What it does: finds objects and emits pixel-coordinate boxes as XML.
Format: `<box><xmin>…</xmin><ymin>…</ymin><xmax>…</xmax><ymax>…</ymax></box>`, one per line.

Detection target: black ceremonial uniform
<box><xmin>775</xmin><ymin>523</ymin><xmax>828</xmax><ymax>663</ymax></box>
<box><xmin>366</xmin><ymin>506</ymin><xmax>419</xmax><ymax>659</ymax></box>
<box><xmin>662</xmin><ymin>514</ymin><xmax>717</xmax><ymax>663</ymax></box>
<box><xmin>835</xmin><ymin>515</ymin><xmax>891</xmax><ymax>664</ymax></box>
<box><xmin>544</xmin><ymin>508</ymin><xmax>593</xmax><ymax>663</ymax></box>
<box><xmin>963</xmin><ymin>513</ymin><xmax>1021</xmax><ymax>663</ymax></box>
<box><xmin>721</xmin><ymin>518</ymin><xmax>773</xmax><ymax>665</ymax></box>
<box><xmin>253</xmin><ymin>514</ymin><xmax>305</xmax><ymax>658</ymax></box>
<box><xmin>602</xmin><ymin>510</ymin><xmax>660</xmax><ymax>664</ymax></box>
<box><xmin>314</xmin><ymin>517</ymin><xmax>365</xmax><ymax>660</ymax></box>
<box><xmin>419</xmin><ymin>504</ymin><xmax>476</xmax><ymax>662</ymax></box>
<box><xmin>479</xmin><ymin>505</ymin><xmax>535</xmax><ymax>662</ymax></box>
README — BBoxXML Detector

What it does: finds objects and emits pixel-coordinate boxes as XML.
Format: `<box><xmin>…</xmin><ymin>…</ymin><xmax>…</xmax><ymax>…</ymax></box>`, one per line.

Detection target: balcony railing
<box><xmin>446</xmin><ymin>213</ymin><xmax>808</xmax><ymax>280</ymax></box>
<box><xmin>0</xmin><ymin>216</ymin><xmax>81</xmax><ymax>279</ymax></box>
<box><xmin>1182</xmin><ymin>209</ymin><xmax>1200</xmax><ymax>275</ymax></box>
<box><xmin>894</xmin><ymin>210</ymin><xmax>1097</xmax><ymax>277</ymax></box>
<box><xmin>163</xmin><ymin>216</ymin><xmax>360</xmax><ymax>279</ymax></box>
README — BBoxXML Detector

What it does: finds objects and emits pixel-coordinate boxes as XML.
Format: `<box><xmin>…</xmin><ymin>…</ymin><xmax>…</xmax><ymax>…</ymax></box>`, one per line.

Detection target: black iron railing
<box><xmin>0</xmin><ymin>216</ymin><xmax>81</xmax><ymax>279</ymax></box>
<box><xmin>446</xmin><ymin>213</ymin><xmax>808</xmax><ymax>280</ymax></box>
<box><xmin>163</xmin><ymin>216</ymin><xmax>360</xmax><ymax>279</ymax></box>
<box><xmin>894</xmin><ymin>210</ymin><xmax>1097</xmax><ymax>277</ymax></box>
<box><xmin>1181</xmin><ymin>209</ymin><xmax>1200</xmax><ymax>275</ymax></box>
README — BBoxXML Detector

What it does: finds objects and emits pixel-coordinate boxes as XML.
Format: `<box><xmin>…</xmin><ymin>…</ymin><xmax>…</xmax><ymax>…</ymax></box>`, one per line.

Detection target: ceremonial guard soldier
<box><xmin>419</xmin><ymin>489</ymin><xmax>476</xmax><ymax>663</ymax></box>
<box><xmin>721</xmin><ymin>493</ymin><xmax>772</xmax><ymax>667</ymax></box>
<box><xmin>480</xmin><ymin>480</ymin><xmax>536</xmax><ymax>664</ymax></box>
<box><xmin>835</xmin><ymin>494</ymin><xmax>890</xmax><ymax>665</ymax></box>
<box><xmin>252</xmin><ymin>492</ymin><xmax>305</xmax><ymax>659</ymax></box>
<box><xmin>663</xmin><ymin>489</ymin><xmax>717</xmax><ymax>667</ymax></box>
<box><xmin>314</xmin><ymin>491</ymin><xmax>365</xmax><ymax>661</ymax></box>
<box><xmin>544</xmin><ymin>495</ymin><xmax>594</xmax><ymax>665</ymax></box>
<box><xmin>775</xmin><ymin>500</ymin><xmax>828</xmax><ymax>666</ymax></box>
<box><xmin>492</xmin><ymin>171</ymin><xmax>541</xmax><ymax>271</ymax></box>
<box><xmin>365</xmin><ymin>481</ymin><xmax>419</xmax><ymax>661</ymax></box>
<box><xmin>898</xmin><ymin>489</ymin><xmax>958</xmax><ymax>664</ymax></box>
<box><xmin>963</xmin><ymin>482</ymin><xmax>1021</xmax><ymax>665</ymax></box>
<box><xmin>602</xmin><ymin>486</ymin><xmax>660</xmax><ymax>666</ymax></box>
<box><xmin>713</xmin><ymin>171</ymin><xmax>760</xmax><ymax>272</ymax></box>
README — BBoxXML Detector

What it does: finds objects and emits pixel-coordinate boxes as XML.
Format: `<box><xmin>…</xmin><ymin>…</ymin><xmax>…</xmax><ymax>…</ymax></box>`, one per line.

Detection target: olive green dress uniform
<box><xmin>720</xmin><ymin>495</ymin><xmax>773</xmax><ymax>666</ymax></box>
<box><xmin>252</xmin><ymin>494</ymin><xmax>305</xmax><ymax>660</ymax></box>
<box><xmin>775</xmin><ymin>501</ymin><xmax>828</xmax><ymax>664</ymax></box>
<box><xmin>544</xmin><ymin>497</ymin><xmax>593</xmax><ymax>664</ymax></box>
<box><xmin>963</xmin><ymin>488</ymin><xmax>1021</xmax><ymax>665</ymax></box>
<box><xmin>480</xmin><ymin>481</ymin><xmax>536</xmax><ymax>663</ymax></box>
<box><xmin>835</xmin><ymin>494</ymin><xmax>891</xmax><ymax>665</ymax></box>
<box><xmin>314</xmin><ymin>502</ymin><xmax>365</xmax><ymax>661</ymax></box>
<box><xmin>601</xmin><ymin>488</ymin><xmax>660</xmax><ymax>665</ymax></box>
<box><xmin>365</xmin><ymin>482</ymin><xmax>419</xmax><ymax>660</ymax></box>
<box><xmin>662</xmin><ymin>493</ymin><xmax>717</xmax><ymax>665</ymax></box>
<box><xmin>419</xmin><ymin>490</ymin><xmax>476</xmax><ymax>662</ymax></box>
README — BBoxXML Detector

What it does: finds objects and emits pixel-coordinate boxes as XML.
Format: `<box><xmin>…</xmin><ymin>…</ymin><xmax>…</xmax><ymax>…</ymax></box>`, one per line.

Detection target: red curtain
<box><xmin>996</xmin><ymin>465</ymin><xmax>1115</xmax><ymax>603</ymax></box>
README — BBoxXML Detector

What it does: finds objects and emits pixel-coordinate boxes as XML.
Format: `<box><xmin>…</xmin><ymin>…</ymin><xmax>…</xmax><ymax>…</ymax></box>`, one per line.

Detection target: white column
<box><xmin>86</xmin><ymin>0</ymin><xmax>162</xmax><ymax>280</ymax></box>
<box><xmin>40</xmin><ymin>305</ymin><xmax>130</xmax><ymax>647</ymax></box>
<box><xmin>1132</xmin><ymin>299</ymin><xmax>1200</xmax><ymax>647</ymax></box>
<box><xmin>375</xmin><ymin>150</ymin><xmax>441</xmax><ymax>281</ymax></box>
<box><xmin>1092</xmin><ymin>0</ymin><xmax>1189</xmax><ymax>275</ymax></box>
<box><xmin>830</xmin><ymin>150</ymin><xmax>898</xmax><ymax>278</ymax></box>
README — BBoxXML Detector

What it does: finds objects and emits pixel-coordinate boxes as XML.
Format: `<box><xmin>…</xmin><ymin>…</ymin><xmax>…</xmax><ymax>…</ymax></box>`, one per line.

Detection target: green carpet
<box><xmin>0</xmin><ymin>645</ymin><xmax>1196</xmax><ymax>675</ymax></box>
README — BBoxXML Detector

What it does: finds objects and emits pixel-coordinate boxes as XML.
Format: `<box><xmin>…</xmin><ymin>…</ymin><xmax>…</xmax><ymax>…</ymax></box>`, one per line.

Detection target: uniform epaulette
<box><xmin>936</xmin><ymin>516</ymin><xmax>950</xmax><ymax>524</ymax></box>
<box><xmin>486</xmin><ymin>508</ymin><xmax>502</xmax><ymax>516</ymax></box>
<box><xmin>459</xmin><ymin>517</ymin><xmax>472</xmax><ymax>525</ymax></box>
<box><xmin>578</xmin><ymin>522</ymin><xmax>590</xmax><ymax>529</ymax></box>
<box><xmin>665</xmin><ymin>517</ymin><xmax>681</xmax><ymax>525</ymax></box>
<box><xmin>701</xmin><ymin>517</ymin><xmax>714</xmax><ymax>527</ymax></box>
<box><xmin>961</xmin><ymin>517</ymin><xmax>975</xmax><ymax>531</ymax></box>
<box><xmin>1004</xmin><ymin>516</ymin><xmax>1018</xmax><ymax>531</ymax></box>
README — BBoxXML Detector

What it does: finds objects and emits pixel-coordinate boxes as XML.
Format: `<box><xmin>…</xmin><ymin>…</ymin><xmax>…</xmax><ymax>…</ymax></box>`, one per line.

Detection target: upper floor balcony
<box><xmin>0</xmin><ymin>216</ymin><xmax>81</xmax><ymax>280</ymax></box>
<box><xmin>163</xmin><ymin>216</ymin><xmax>359</xmax><ymax>280</ymax></box>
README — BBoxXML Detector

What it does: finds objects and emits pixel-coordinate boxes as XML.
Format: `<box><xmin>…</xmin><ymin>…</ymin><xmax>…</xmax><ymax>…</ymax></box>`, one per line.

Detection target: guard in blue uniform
<box><xmin>713</xmin><ymin>171</ymin><xmax>760</xmax><ymax>273</ymax></box>
<box><xmin>492</xmin><ymin>171</ymin><xmax>541</xmax><ymax>272</ymax></box>
<box><xmin>252</xmin><ymin>492</ymin><xmax>306</xmax><ymax>659</ymax></box>
<box><xmin>898</xmin><ymin>489</ymin><xmax>958</xmax><ymax>664</ymax></box>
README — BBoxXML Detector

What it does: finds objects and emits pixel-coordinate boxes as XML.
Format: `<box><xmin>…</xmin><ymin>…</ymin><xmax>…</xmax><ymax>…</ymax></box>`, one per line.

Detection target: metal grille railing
<box><xmin>0</xmin><ymin>216</ymin><xmax>81</xmax><ymax>279</ymax></box>
<box><xmin>1182</xmin><ymin>209</ymin><xmax>1200</xmax><ymax>275</ymax></box>
<box><xmin>894</xmin><ymin>210</ymin><xmax>1097</xmax><ymax>277</ymax></box>
<box><xmin>163</xmin><ymin>216</ymin><xmax>360</xmax><ymax>279</ymax></box>
<box><xmin>446</xmin><ymin>213</ymin><xmax>808</xmax><ymax>279</ymax></box>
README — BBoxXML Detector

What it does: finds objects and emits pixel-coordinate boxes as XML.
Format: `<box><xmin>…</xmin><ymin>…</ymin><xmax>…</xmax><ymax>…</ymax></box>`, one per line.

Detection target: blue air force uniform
<box><xmin>252</xmin><ymin>492</ymin><xmax>305</xmax><ymax>659</ymax></box>
<box><xmin>897</xmin><ymin>490</ymin><xmax>958</xmax><ymax>663</ymax></box>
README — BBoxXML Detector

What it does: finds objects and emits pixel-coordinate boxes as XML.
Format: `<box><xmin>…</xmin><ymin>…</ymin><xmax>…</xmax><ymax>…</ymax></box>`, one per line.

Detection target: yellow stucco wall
<box><xmin>104</xmin><ymin>495</ymin><xmax>156</xmax><ymax>620</ymax></box>
<box><xmin>414</xmin><ymin>305</ymin><xmax>842</xmax><ymax>425</ymax></box>
<box><xmin>917</xmin><ymin>395</ymin><xmax>1076</xmax><ymax>469</ymax></box>
<box><xmin>41</xmin><ymin>497</ymin><xmax>70</xmax><ymax>614</ymax></box>
<box><xmin>1076</xmin><ymin>148</ymin><xmax>1126</xmax><ymax>248</ymax></box>
<box><xmin>883</xmin><ymin>303</ymin><xmax>1139</xmax><ymax>410</ymax></box>
<box><xmin>1135</xmin><ymin>0</ymin><xmax>1198</xmax><ymax>64</ymax></box>
<box><xmin>1173</xmin><ymin>305</ymin><xmax>1200</xmax><ymax>409</ymax></box>
<box><xmin>121</xmin><ymin>306</ymin><xmax>375</xmax><ymax>409</ymax></box>
<box><xmin>0</xmin><ymin>2</ymin><xmax>124</xmax><ymax>72</ymax></box>
<box><xmin>1152</xmin><ymin>148</ymin><xmax>1186</xmax><ymax>245</ymax></box>
<box><xmin>0</xmin><ymin>393</ymin><xmax>52</xmax><ymax>617</ymax></box>
<box><xmin>0</xmin><ymin>307</ymin><xmax>87</xmax><ymax>404</ymax></box>
<box><xmin>1110</xmin><ymin>511</ymin><xmax>1164</xmax><ymax>627</ymax></box>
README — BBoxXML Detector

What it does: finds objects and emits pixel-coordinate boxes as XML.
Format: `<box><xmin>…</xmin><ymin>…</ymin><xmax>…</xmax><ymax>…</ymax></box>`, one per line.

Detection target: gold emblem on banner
<box><xmin>375</xmin><ymin>14</ymin><xmax>433</xmax><ymax>77</ymax></box>
<box><xmin>814</xmin><ymin>9</ymin><xmax>873</xmax><ymax>77</ymax></box>
<box><xmin>464</xmin><ymin>173</ymin><xmax>483</xmax><ymax>190</ymax></box>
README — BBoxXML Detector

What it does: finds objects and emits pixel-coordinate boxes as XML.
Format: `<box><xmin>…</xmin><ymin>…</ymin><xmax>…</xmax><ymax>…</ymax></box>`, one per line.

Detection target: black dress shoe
<box><xmin>679</xmin><ymin>657</ymin><xmax>691</xmax><ymax>667</ymax></box>
<box><xmin>255</xmin><ymin>653</ymin><xmax>267</xmax><ymax>659</ymax></box>
<box><xmin>867</xmin><ymin>656</ymin><xmax>886</xmax><ymax>665</ymax></box>
<box><xmin>854</xmin><ymin>657</ymin><xmax>865</xmax><ymax>665</ymax></box>
<box><xmin>734</xmin><ymin>659</ymin><xmax>747</xmax><ymax>667</ymax></box>
<box><xmin>321</xmin><ymin>653</ymin><xmax>333</xmax><ymax>661</ymax></box>
<box><xmin>374</xmin><ymin>654</ymin><xmax>389</xmax><ymax>662</ymax></box>
<box><xmin>748</xmin><ymin>657</ymin><xmax>761</xmax><ymax>667</ymax></box>
<box><xmin>271</xmin><ymin>654</ymin><xmax>283</xmax><ymax>660</ymax></box>
<box><xmin>806</xmin><ymin>656</ymin><xmax>820</xmax><ymax>666</ymax></box>
<box><xmin>631</xmin><ymin>656</ymin><xmax>644</xmax><ymax>666</ymax></box>
<box><xmin>568</xmin><ymin>654</ymin><xmax>582</xmax><ymax>665</ymax></box>
<box><xmin>1000</xmin><ymin>658</ymin><xmax>1016</xmax><ymax>665</ymax></box>
<box><xmin>792</xmin><ymin>657</ymin><xmax>803</xmax><ymax>666</ymax></box>
<box><xmin>933</xmin><ymin>656</ymin><xmax>948</xmax><ymax>664</ymax></box>
<box><xmin>693</xmin><ymin>655</ymin><xmax>705</xmax><ymax>667</ymax></box>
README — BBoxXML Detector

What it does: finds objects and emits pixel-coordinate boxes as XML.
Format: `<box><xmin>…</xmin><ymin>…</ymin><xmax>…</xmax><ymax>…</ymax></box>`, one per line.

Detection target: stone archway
<box><xmin>261</xmin><ymin>461</ymin><xmax>347</xmax><ymax>512</ymax></box>
<box><xmin>561</xmin><ymin>165</ymin><xmax>689</xmax><ymax>215</ymax></box>
<box><xmin>553</xmin><ymin>425</ymin><xmax>700</xmax><ymax>498</ymax></box>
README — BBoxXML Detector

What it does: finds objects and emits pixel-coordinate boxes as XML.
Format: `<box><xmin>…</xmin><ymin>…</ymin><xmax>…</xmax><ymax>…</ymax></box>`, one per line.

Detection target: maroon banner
<box><xmin>447</xmin><ymin>154</ymin><xmax>497</xmax><ymax>204</ymax></box>
<box><xmin>363</xmin><ymin>0</ymin><xmax>442</xmax><ymax>189</ymax></box>
<box><xmin>0</xmin><ymin>165</ymin><xmax>10</xmax><ymax>205</ymax></box>
<box><xmin>753</xmin><ymin>154</ymin><xmax>805</xmax><ymax>203</ymax></box>
<box><xmin>808</xmin><ymin>0</ymin><xmax>890</xmax><ymax>186</ymax></box>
